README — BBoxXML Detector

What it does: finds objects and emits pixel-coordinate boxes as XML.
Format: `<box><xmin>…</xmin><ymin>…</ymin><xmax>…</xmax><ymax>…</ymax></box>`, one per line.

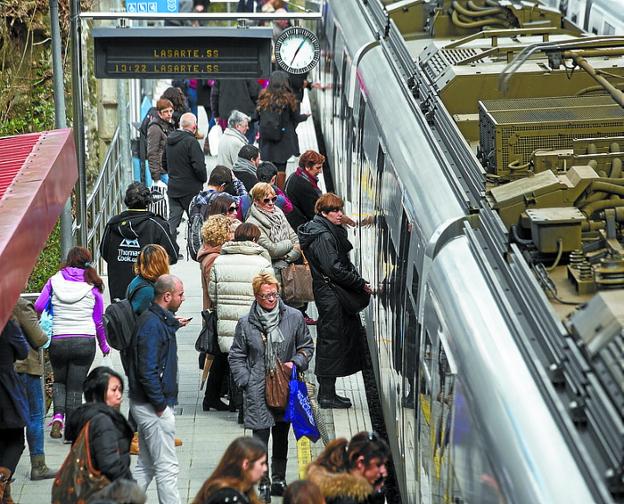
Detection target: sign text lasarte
<box><xmin>93</xmin><ymin>27</ymin><xmax>272</xmax><ymax>79</ymax></box>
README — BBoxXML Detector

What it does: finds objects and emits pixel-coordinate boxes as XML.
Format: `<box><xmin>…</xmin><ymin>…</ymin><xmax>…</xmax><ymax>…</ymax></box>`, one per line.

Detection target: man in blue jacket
<box><xmin>128</xmin><ymin>274</ymin><xmax>186</xmax><ymax>504</ymax></box>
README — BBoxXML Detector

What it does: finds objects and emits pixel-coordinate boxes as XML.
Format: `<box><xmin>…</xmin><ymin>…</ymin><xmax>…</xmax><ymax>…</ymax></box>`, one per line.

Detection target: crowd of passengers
<box><xmin>0</xmin><ymin>59</ymin><xmax>388</xmax><ymax>503</ymax></box>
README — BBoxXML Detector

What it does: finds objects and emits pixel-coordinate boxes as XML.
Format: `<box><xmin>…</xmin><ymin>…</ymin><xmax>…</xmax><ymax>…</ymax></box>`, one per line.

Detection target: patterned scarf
<box><xmin>254</xmin><ymin>302</ymin><xmax>284</xmax><ymax>372</ymax></box>
<box><xmin>251</xmin><ymin>204</ymin><xmax>290</xmax><ymax>243</ymax></box>
<box><xmin>295</xmin><ymin>166</ymin><xmax>319</xmax><ymax>190</ymax></box>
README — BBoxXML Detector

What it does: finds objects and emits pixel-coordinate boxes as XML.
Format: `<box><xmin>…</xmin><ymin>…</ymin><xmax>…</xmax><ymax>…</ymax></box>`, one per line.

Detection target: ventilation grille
<box><xmin>479</xmin><ymin>96</ymin><xmax>624</xmax><ymax>176</ymax></box>
<box><xmin>422</xmin><ymin>47</ymin><xmax>480</xmax><ymax>82</ymax></box>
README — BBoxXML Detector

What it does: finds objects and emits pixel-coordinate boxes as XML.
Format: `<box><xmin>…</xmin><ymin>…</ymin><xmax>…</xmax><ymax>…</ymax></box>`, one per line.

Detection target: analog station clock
<box><xmin>274</xmin><ymin>27</ymin><xmax>320</xmax><ymax>75</ymax></box>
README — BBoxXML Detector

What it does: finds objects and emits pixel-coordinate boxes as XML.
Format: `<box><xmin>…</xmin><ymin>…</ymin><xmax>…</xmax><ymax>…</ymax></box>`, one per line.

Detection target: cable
<box><xmin>547</xmin><ymin>239</ymin><xmax>564</xmax><ymax>271</ymax></box>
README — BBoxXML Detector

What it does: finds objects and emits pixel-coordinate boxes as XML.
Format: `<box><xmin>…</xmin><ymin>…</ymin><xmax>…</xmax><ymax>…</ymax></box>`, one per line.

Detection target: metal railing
<box><xmin>73</xmin><ymin>126</ymin><xmax>125</xmax><ymax>270</ymax></box>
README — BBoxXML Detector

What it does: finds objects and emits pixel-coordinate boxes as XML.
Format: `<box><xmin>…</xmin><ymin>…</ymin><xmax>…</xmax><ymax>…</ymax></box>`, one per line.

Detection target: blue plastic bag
<box><xmin>284</xmin><ymin>366</ymin><xmax>320</xmax><ymax>442</ymax></box>
<box><xmin>39</xmin><ymin>296</ymin><xmax>53</xmax><ymax>349</ymax></box>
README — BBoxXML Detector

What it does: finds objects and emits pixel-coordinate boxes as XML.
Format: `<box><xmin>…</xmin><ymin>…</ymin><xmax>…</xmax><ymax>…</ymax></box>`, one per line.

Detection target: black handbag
<box><xmin>195</xmin><ymin>309</ymin><xmax>220</xmax><ymax>355</ymax></box>
<box><xmin>328</xmin><ymin>281</ymin><xmax>371</xmax><ymax>315</ymax></box>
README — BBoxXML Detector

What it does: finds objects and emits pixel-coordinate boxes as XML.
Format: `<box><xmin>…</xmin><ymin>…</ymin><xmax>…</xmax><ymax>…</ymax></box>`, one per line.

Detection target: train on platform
<box><xmin>310</xmin><ymin>0</ymin><xmax>624</xmax><ymax>503</ymax></box>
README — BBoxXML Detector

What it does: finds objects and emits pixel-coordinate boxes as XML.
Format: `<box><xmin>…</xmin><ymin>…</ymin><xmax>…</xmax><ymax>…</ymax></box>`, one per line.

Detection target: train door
<box><xmin>400</xmin><ymin>231</ymin><xmax>423</xmax><ymax>503</ymax></box>
<box><xmin>416</xmin><ymin>289</ymin><xmax>457</xmax><ymax>504</ymax></box>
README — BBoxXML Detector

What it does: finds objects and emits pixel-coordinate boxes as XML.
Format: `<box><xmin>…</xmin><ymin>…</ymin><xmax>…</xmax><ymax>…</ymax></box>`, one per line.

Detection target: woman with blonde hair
<box><xmin>245</xmin><ymin>182</ymin><xmax>301</xmax><ymax>289</ymax></box>
<box><xmin>193</xmin><ymin>436</ymin><xmax>267</xmax><ymax>504</ymax></box>
<box><xmin>198</xmin><ymin>214</ymin><xmax>236</xmax><ymax>411</ymax></box>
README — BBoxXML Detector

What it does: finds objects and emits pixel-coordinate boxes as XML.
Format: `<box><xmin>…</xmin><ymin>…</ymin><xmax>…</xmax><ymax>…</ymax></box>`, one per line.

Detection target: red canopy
<box><xmin>0</xmin><ymin>129</ymin><xmax>77</xmax><ymax>330</ymax></box>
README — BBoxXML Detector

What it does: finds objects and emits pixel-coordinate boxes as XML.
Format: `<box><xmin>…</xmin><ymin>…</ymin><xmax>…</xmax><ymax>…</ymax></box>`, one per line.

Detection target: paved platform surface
<box><xmin>12</xmin><ymin>92</ymin><xmax>371</xmax><ymax>503</ymax></box>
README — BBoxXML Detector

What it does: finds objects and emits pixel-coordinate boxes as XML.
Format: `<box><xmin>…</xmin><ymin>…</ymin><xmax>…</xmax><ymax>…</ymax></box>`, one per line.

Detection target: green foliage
<box><xmin>27</xmin><ymin>221</ymin><xmax>62</xmax><ymax>293</ymax></box>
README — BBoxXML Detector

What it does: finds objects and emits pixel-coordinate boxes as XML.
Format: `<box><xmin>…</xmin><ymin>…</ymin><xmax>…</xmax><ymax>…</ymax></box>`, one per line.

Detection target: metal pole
<box><xmin>118</xmin><ymin>78</ymin><xmax>132</xmax><ymax>190</ymax></box>
<box><xmin>49</xmin><ymin>0</ymin><xmax>74</xmax><ymax>257</ymax></box>
<box><xmin>70</xmin><ymin>0</ymin><xmax>88</xmax><ymax>246</ymax></box>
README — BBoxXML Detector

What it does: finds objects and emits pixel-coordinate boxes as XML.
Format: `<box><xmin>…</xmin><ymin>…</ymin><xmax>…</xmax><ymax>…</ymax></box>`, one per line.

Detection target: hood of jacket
<box><xmin>65</xmin><ymin>402</ymin><xmax>132</xmax><ymax>443</ymax></box>
<box><xmin>233</xmin><ymin>157</ymin><xmax>257</xmax><ymax>176</ymax></box>
<box><xmin>220</xmin><ymin>240</ymin><xmax>269</xmax><ymax>259</ymax></box>
<box><xmin>224</xmin><ymin>127</ymin><xmax>247</xmax><ymax>143</ymax></box>
<box><xmin>307</xmin><ymin>464</ymin><xmax>374</xmax><ymax>503</ymax></box>
<box><xmin>104</xmin><ymin>209</ymin><xmax>160</xmax><ymax>239</ymax></box>
<box><xmin>167</xmin><ymin>129</ymin><xmax>194</xmax><ymax>146</ymax></box>
<box><xmin>197</xmin><ymin>243</ymin><xmax>222</xmax><ymax>263</ymax></box>
<box><xmin>50</xmin><ymin>268</ymin><xmax>93</xmax><ymax>303</ymax></box>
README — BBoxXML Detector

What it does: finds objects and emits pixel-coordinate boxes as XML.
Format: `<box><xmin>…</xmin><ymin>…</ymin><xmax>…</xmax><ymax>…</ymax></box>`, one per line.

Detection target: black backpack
<box><xmin>103</xmin><ymin>283</ymin><xmax>150</xmax><ymax>351</ymax></box>
<box><xmin>259</xmin><ymin>106</ymin><xmax>284</xmax><ymax>142</ymax></box>
<box><xmin>187</xmin><ymin>190</ymin><xmax>218</xmax><ymax>261</ymax></box>
<box><xmin>138</xmin><ymin>107</ymin><xmax>159</xmax><ymax>162</ymax></box>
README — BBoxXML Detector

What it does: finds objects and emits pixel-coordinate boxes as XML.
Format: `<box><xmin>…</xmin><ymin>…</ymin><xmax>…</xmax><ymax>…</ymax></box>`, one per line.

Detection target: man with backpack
<box><xmin>187</xmin><ymin>165</ymin><xmax>248</xmax><ymax>261</ymax></box>
<box><xmin>100</xmin><ymin>183</ymin><xmax>178</xmax><ymax>301</ymax></box>
<box><xmin>146</xmin><ymin>99</ymin><xmax>175</xmax><ymax>183</ymax></box>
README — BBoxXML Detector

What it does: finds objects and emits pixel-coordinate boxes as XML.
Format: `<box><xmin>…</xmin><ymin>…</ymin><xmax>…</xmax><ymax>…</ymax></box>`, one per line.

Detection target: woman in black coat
<box><xmin>298</xmin><ymin>193</ymin><xmax>372</xmax><ymax>409</ymax></box>
<box><xmin>65</xmin><ymin>366</ymin><xmax>133</xmax><ymax>482</ymax></box>
<box><xmin>256</xmin><ymin>70</ymin><xmax>308</xmax><ymax>188</ymax></box>
<box><xmin>0</xmin><ymin>318</ymin><xmax>30</xmax><ymax>501</ymax></box>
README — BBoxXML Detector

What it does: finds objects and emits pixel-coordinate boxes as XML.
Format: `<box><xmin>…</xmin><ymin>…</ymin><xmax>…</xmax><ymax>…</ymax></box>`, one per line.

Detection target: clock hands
<box><xmin>290</xmin><ymin>39</ymin><xmax>307</xmax><ymax>66</ymax></box>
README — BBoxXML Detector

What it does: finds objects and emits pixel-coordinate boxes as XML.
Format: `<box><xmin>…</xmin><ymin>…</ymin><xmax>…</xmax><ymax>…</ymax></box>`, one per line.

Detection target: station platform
<box><xmin>10</xmin><ymin>92</ymin><xmax>372</xmax><ymax>503</ymax></box>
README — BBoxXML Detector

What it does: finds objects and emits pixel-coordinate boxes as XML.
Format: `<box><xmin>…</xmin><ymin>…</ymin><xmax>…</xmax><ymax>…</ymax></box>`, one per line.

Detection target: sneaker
<box><xmin>258</xmin><ymin>476</ymin><xmax>271</xmax><ymax>503</ymax></box>
<box><xmin>303</xmin><ymin>316</ymin><xmax>317</xmax><ymax>326</ymax></box>
<box><xmin>270</xmin><ymin>479</ymin><xmax>287</xmax><ymax>497</ymax></box>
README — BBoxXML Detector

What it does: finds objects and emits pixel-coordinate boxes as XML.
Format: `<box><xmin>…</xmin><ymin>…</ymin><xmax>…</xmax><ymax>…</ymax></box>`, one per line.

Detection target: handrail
<box><xmin>72</xmin><ymin>126</ymin><xmax>126</xmax><ymax>270</ymax></box>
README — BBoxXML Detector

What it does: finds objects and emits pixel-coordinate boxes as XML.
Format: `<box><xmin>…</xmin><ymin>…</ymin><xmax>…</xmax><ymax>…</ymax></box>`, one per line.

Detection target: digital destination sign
<box><xmin>93</xmin><ymin>27</ymin><xmax>272</xmax><ymax>79</ymax></box>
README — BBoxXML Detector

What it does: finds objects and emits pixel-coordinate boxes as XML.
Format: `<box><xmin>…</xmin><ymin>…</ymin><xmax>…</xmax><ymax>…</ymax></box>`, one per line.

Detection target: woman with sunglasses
<box><xmin>306</xmin><ymin>432</ymin><xmax>390</xmax><ymax>504</ymax></box>
<box><xmin>229</xmin><ymin>273</ymin><xmax>314</xmax><ymax>499</ymax></box>
<box><xmin>246</xmin><ymin>182</ymin><xmax>301</xmax><ymax>292</ymax></box>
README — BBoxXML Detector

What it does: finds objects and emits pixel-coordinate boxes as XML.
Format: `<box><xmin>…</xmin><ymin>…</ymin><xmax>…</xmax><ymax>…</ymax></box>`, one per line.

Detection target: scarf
<box><xmin>251</xmin><ymin>204</ymin><xmax>290</xmax><ymax>243</ymax></box>
<box><xmin>254</xmin><ymin>302</ymin><xmax>284</xmax><ymax>372</ymax></box>
<box><xmin>295</xmin><ymin>166</ymin><xmax>320</xmax><ymax>190</ymax></box>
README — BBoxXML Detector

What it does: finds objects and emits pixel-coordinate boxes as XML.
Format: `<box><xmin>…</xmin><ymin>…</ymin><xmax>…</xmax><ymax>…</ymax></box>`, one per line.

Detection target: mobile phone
<box><xmin>185</xmin><ymin>317</ymin><xmax>193</xmax><ymax>322</ymax></box>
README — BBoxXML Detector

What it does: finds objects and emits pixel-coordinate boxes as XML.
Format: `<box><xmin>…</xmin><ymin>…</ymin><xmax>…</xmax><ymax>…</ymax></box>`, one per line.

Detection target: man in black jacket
<box><xmin>165</xmin><ymin>112</ymin><xmax>207</xmax><ymax>251</ymax></box>
<box><xmin>233</xmin><ymin>144</ymin><xmax>261</xmax><ymax>191</ymax></box>
<box><xmin>100</xmin><ymin>182</ymin><xmax>178</xmax><ymax>301</ymax></box>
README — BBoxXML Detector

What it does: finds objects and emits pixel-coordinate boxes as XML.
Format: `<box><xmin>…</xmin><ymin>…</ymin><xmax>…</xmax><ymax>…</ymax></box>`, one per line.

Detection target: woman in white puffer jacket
<box><xmin>209</xmin><ymin>223</ymin><xmax>274</xmax><ymax>353</ymax></box>
<box><xmin>206</xmin><ymin>223</ymin><xmax>273</xmax><ymax>414</ymax></box>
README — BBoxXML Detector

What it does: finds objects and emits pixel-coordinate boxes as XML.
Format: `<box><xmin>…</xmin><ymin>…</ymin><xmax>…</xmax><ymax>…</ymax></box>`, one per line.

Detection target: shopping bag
<box><xmin>284</xmin><ymin>366</ymin><xmax>320</xmax><ymax>442</ymax></box>
<box><xmin>207</xmin><ymin>124</ymin><xmax>223</xmax><ymax>156</ymax></box>
<box><xmin>149</xmin><ymin>180</ymin><xmax>169</xmax><ymax>220</ymax></box>
<box><xmin>39</xmin><ymin>296</ymin><xmax>53</xmax><ymax>349</ymax></box>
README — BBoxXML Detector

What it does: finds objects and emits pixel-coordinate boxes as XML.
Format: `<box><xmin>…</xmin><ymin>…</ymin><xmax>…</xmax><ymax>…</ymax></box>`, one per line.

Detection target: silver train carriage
<box><xmin>308</xmin><ymin>0</ymin><xmax>624</xmax><ymax>503</ymax></box>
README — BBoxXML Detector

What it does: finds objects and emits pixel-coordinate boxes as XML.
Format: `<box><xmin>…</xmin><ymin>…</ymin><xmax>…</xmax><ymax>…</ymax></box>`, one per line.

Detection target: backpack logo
<box><xmin>119</xmin><ymin>238</ymin><xmax>141</xmax><ymax>248</ymax></box>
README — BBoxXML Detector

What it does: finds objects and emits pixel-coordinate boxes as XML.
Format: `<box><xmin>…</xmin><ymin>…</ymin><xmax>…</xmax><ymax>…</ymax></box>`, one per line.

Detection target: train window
<box><xmin>346</xmin><ymin>117</ymin><xmax>354</xmax><ymax>202</ymax></box>
<box><xmin>450</xmin><ymin>380</ymin><xmax>504</xmax><ymax>504</ymax></box>
<box><xmin>604</xmin><ymin>21</ymin><xmax>615</xmax><ymax>35</ymax></box>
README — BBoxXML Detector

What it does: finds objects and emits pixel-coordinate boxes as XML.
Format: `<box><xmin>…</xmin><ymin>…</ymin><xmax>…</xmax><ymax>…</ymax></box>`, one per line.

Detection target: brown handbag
<box><xmin>52</xmin><ymin>421</ymin><xmax>111</xmax><ymax>504</ymax></box>
<box><xmin>281</xmin><ymin>256</ymin><xmax>315</xmax><ymax>304</ymax></box>
<box><xmin>265</xmin><ymin>356</ymin><xmax>291</xmax><ymax>410</ymax></box>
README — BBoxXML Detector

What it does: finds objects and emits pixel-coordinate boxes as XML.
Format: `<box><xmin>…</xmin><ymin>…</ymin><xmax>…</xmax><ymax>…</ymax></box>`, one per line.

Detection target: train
<box><xmin>309</xmin><ymin>0</ymin><xmax>624</xmax><ymax>502</ymax></box>
<box><xmin>542</xmin><ymin>0</ymin><xmax>624</xmax><ymax>35</ymax></box>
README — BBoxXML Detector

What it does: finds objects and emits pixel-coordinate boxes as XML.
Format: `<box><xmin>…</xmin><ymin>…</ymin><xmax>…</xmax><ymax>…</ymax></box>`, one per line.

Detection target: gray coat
<box><xmin>229</xmin><ymin>300</ymin><xmax>314</xmax><ymax>430</ymax></box>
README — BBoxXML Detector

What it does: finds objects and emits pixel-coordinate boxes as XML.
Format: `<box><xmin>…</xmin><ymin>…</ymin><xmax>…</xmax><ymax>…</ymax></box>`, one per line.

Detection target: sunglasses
<box><xmin>262</xmin><ymin>196</ymin><xmax>278</xmax><ymax>204</ymax></box>
<box><xmin>228</xmin><ymin>206</ymin><xmax>238</xmax><ymax>213</ymax></box>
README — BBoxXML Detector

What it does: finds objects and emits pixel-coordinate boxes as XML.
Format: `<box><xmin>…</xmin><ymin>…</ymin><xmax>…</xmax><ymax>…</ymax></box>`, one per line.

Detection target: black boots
<box><xmin>258</xmin><ymin>475</ymin><xmax>271</xmax><ymax>503</ymax></box>
<box><xmin>318</xmin><ymin>377</ymin><xmax>352</xmax><ymax>409</ymax></box>
<box><xmin>270</xmin><ymin>458</ymin><xmax>287</xmax><ymax>497</ymax></box>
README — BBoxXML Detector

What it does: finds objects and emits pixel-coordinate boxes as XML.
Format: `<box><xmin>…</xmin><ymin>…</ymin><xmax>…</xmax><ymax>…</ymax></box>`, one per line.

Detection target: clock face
<box><xmin>275</xmin><ymin>27</ymin><xmax>320</xmax><ymax>75</ymax></box>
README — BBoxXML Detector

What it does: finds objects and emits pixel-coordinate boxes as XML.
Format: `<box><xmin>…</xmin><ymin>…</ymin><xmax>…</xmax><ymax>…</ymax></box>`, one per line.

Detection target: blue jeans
<box><xmin>17</xmin><ymin>373</ymin><xmax>45</xmax><ymax>456</ymax></box>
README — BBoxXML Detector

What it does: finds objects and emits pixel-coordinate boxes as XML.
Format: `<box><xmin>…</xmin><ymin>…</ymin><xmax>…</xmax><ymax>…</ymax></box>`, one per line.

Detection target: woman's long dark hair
<box><xmin>83</xmin><ymin>366</ymin><xmax>125</xmax><ymax>403</ymax></box>
<box><xmin>192</xmin><ymin>437</ymin><xmax>267</xmax><ymax>504</ymax></box>
<box><xmin>314</xmin><ymin>432</ymin><xmax>390</xmax><ymax>473</ymax></box>
<box><xmin>257</xmin><ymin>70</ymin><xmax>297</xmax><ymax>112</ymax></box>
<box><xmin>63</xmin><ymin>246</ymin><xmax>104</xmax><ymax>292</ymax></box>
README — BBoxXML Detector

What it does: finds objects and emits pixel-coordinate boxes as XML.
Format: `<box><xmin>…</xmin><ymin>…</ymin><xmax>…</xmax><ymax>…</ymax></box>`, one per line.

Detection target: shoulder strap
<box><xmin>127</xmin><ymin>280</ymin><xmax>151</xmax><ymax>302</ymax></box>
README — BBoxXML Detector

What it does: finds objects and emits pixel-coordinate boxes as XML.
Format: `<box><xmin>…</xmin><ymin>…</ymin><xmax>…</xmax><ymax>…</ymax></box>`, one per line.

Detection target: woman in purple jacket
<box><xmin>35</xmin><ymin>247</ymin><xmax>110</xmax><ymax>441</ymax></box>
